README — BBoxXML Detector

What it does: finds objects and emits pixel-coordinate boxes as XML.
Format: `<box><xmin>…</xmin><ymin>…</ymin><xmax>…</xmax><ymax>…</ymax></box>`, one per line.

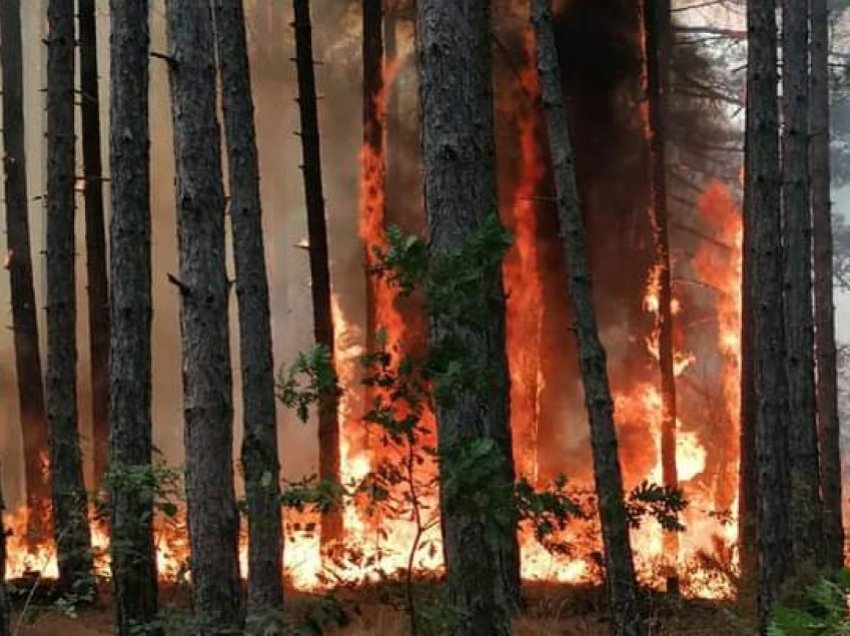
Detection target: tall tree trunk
<box><xmin>46</xmin><ymin>0</ymin><xmax>94</xmax><ymax>594</ymax></box>
<box><xmin>78</xmin><ymin>0</ymin><xmax>109</xmax><ymax>491</ymax></box>
<box><xmin>0</xmin><ymin>0</ymin><xmax>51</xmax><ymax>539</ymax></box>
<box><xmin>107</xmin><ymin>1</ymin><xmax>159</xmax><ymax>632</ymax></box>
<box><xmin>292</xmin><ymin>0</ymin><xmax>342</xmax><ymax>547</ymax></box>
<box><xmin>811</xmin><ymin>0</ymin><xmax>844</xmax><ymax>572</ymax></box>
<box><xmin>532</xmin><ymin>2</ymin><xmax>643</xmax><ymax>634</ymax></box>
<box><xmin>745</xmin><ymin>0</ymin><xmax>792</xmax><ymax>622</ymax></box>
<box><xmin>782</xmin><ymin>0</ymin><xmax>824</xmax><ymax>570</ymax></box>
<box><xmin>642</xmin><ymin>0</ymin><xmax>678</xmax><ymax>590</ymax></box>
<box><xmin>418</xmin><ymin>0</ymin><xmax>521</xmax><ymax>632</ymax></box>
<box><xmin>165</xmin><ymin>1</ymin><xmax>242</xmax><ymax>630</ymax></box>
<box><xmin>362</xmin><ymin>0</ymin><xmax>383</xmax><ymax>352</ymax></box>
<box><xmin>213</xmin><ymin>0</ymin><xmax>284</xmax><ymax>625</ymax></box>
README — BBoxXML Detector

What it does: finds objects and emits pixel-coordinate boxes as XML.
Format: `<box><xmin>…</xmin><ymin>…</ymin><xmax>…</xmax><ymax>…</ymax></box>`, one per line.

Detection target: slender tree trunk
<box><xmin>532</xmin><ymin>2</ymin><xmax>643</xmax><ymax>634</ymax></box>
<box><xmin>213</xmin><ymin>0</ymin><xmax>284</xmax><ymax>625</ymax></box>
<box><xmin>0</xmin><ymin>0</ymin><xmax>51</xmax><ymax>538</ymax></box>
<box><xmin>811</xmin><ymin>0</ymin><xmax>844</xmax><ymax>572</ymax></box>
<box><xmin>46</xmin><ymin>0</ymin><xmax>94</xmax><ymax>594</ymax></box>
<box><xmin>782</xmin><ymin>0</ymin><xmax>824</xmax><ymax>570</ymax></box>
<box><xmin>642</xmin><ymin>0</ymin><xmax>679</xmax><ymax>590</ymax></box>
<box><xmin>78</xmin><ymin>0</ymin><xmax>109</xmax><ymax>491</ymax></box>
<box><xmin>165</xmin><ymin>1</ymin><xmax>242</xmax><ymax>630</ymax></box>
<box><xmin>418</xmin><ymin>0</ymin><xmax>521</xmax><ymax>632</ymax></box>
<box><xmin>362</xmin><ymin>0</ymin><xmax>383</xmax><ymax>352</ymax></box>
<box><xmin>745</xmin><ymin>0</ymin><xmax>792</xmax><ymax>622</ymax></box>
<box><xmin>292</xmin><ymin>0</ymin><xmax>342</xmax><ymax>547</ymax></box>
<box><xmin>107</xmin><ymin>1</ymin><xmax>159</xmax><ymax>632</ymax></box>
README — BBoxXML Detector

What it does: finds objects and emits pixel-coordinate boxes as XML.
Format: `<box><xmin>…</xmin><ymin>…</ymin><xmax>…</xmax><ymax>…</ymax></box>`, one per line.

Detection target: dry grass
<box><xmin>8</xmin><ymin>581</ymin><xmax>747</xmax><ymax>635</ymax></box>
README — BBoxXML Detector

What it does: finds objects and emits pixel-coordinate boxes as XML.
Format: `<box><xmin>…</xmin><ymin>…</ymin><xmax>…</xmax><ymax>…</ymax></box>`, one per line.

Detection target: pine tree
<box><xmin>811</xmin><ymin>0</ymin><xmax>844</xmax><ymax>572</ymax></box>
<box><xmin>213</xmin><ymin>0</ymin><xmax>284</xmax><ymax>624</ymax></box>
<box><xmin>532</xmin><ymin>1</ymin><xmax>643</xmax><ymax>633</ymax></box>
<box><xmin>745</xmin><ymin>0</ymin><xmax>792</xmax><ymax>622</ymax></box>
<box><xmin>0</xmin><ymin>0</ymin><xmax>51</xmax><ymax>538</ymax></box>
<box><xmin>108</xmin><ymin>0</ymin><xmax>160</xmax><ymax>632</ymax></box>
<box><xmin>782</xmin><ymin>0</ymin><xmax>824</xmax><ymax>570</ymax></box>
<box><xmin>642</xmin><ymin>0</ymin><xmax>679</xmax><ymax>590</ymax></box>
<box><xmin>165</xmin><ymin>0</ymin><xmax>242</xmax><ymax>629</ymax></box>
<box><xmin>78</xmin><ymin>0</ymin><xmax>110</xmax><ymax>490</ymax></box>
<box><xmin>418</xmin><ymin>0</ymin><xmax>521</xmax><ymax>631</ymax></box>
<box><xmin>292</xmin><ymin>0</ymin><xmax>342</xmax><ymax>546</ymax></box>
<box><xmin>45</xmin><ymin>0</ymin><xmax>94</xmax><ymax>593</ymax></box>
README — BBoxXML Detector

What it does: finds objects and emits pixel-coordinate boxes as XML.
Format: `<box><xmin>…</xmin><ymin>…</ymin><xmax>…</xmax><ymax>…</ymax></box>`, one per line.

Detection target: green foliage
<box><xmin>280</xmin><ymin>475</ymin><xmax>344</xmax><ymax>517</ymax></box>
<box><xmin>626</xmin><ymin>481</ymin><xmax>688</xmax><ymax>532</ymax></box>
<box><xmin>769</xmin><ymin>570</ymin><xmax>850</xmax><ymax>635</ymax></box>
<box><xmin>515</xmin><ymin>475</ymin><xmax>586</xmax><ymax>553</ymax></box>
<box><xmin>276</xmin><ymin>344</ymin><xmax>341</xmax><ymax>423</ymax></box>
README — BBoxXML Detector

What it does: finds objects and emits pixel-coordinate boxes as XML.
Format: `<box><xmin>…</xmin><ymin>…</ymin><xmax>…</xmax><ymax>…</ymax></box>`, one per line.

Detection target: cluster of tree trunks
<box><xmin>739</xmin><ymin>0</ymin><xmax>843</xmax><ymax>625</ymax></box>
<box><xmin>0</xmin><ymin>1</ymin><xmax>844</xmax><ymax>635</ymax></box>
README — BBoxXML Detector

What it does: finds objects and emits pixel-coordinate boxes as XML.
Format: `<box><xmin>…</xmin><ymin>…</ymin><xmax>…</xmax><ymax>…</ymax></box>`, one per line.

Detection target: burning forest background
<box><xmin>0</xmin><ymin>0</ymin><xmax>848</xmax><ymax>633</ymax></box>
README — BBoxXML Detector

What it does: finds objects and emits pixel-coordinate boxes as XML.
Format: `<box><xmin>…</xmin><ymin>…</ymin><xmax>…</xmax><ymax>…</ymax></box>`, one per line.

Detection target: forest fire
<box><xmin>3</xmin><ymin>0</ymin><xmax>845</xmax><ymax>632</ymax></box>
<box><xmin>1</xmin><ymin>19</ymin><xmax>745</xmax><ymax>606</ymax></box>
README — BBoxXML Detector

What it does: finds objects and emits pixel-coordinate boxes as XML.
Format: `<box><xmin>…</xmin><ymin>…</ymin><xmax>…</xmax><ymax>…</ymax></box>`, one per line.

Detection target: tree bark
<box><xmin>811</xmin><ymin>0</ymin><xmax>844</xmax><ymax>572</ymax></box>
<box><xmin>46</xmin><ymin>0</ymin><xmax>94</xmax><ymax>594</ymax></box>
<box><xmin>292</xmin><ymin>0</ymin><xmax>342</xmax><ymax>547</ymax></box>
<box><xmin>78</xmin><ymin>0</ymin><xmax>110</xmax><ymax>491</ymax></box>
<box><xmin>782</xmin><ymin>0</ymin><xmax>824</xmax><ymax>570</ymax></box>
<box><xmin>745</xmin><ymin>0</ymin><xmax>792</xmax><ymax>622</ymax></box>
<box><xmin>532</xmin><ymin>2</ymin><xmax>643</xmax><ymax>634</ymax></box>
<box><xmin>213</xmin><ymin>0</ymin><xmax>284</xmax><ymax>624</ymax></box>
<box><xmin>642</xmin><ymin>0</ymin><xmax>679</xmax><ymax>588</ymax></box>
<box><xmin>165</xmin><ymin>1</ymin><xmax>242</xmax><ymax>631</ymax></box>
<box><xmin>108</xmin><ymin>1</ymin><xmax>160</xmax><ymax>632</ymax></box>
<box><xmin>418</xmin><ymin>0</ymin><xmax>521</xmax><ymax>632</ymax></box>
<box><xmin>0</xmin><ymin>0</ymin><xmax>51</xmax><ymax>538</ymax></box>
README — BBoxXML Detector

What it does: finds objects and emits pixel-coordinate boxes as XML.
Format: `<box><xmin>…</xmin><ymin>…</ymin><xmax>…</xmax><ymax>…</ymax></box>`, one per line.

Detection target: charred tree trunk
<box><xmin>165</xmin><ymin>1</ymin><xmax>242</xmax><ymax>630</ymax></box>
<box><xmin>213</xmin><ymin>0</ymin><xmax>284</xmax><ymax>624</ymax></box>
<box><xmin>0</xmin><ymin>0</ymin><xmax>51</xmax><ymax>537</ymax></box>
<box><xmin>107</xmin><ymin>1</ymin><xmax>159</xmax><ymax>632</ymax></box>
<box><xmin>292</xmin><ymin>0</ymin><xmax>342</xmax><ymax>547</ymax></box>
<box><xmin>362</xmin><ymin>0</ymin><xmax>384</xmax><ymax>352</ymax></box>
<box><xmin>642</xmin><ymin>0</ymin><xmax>679</xmax><ymax>589</ymax></box>
<box><xmin>745</xmin><ymin>0</ymin><xmax>792</xmax><ymax>622</ymax></box>
<box><xmin>532</xmin><ymin>1</ymin><xmax>643</xmax><ymax>634</ymax></box>
<box><xmin>782</xmin><ymin>0</ymin><xmax>824</xmax><ymax>570</ymax></box>
<box><xmin>811</xmin><ymin>0</ymin><xmax>844</xmax><ymax>572</ymax></box>
<box><xmin>46</xmin><ymin>0</ymin><xmax>94</xmax><ymax>593</ymax></box>
<box><xmin>418</xmin><ymin>0</ymin><xmax>521</xmax><ymax>631</ymax></box>
<box><xmin>78</xmin><ymin>0</ymin><xmax>109</xmax><ymax>491</ymax></box>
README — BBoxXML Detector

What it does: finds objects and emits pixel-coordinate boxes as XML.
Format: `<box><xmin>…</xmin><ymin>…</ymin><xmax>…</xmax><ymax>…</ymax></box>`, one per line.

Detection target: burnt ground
<box><xmin>7</xmin><ymin>581</ymin><xmax>747</xmax><ymax>635</ymax></box>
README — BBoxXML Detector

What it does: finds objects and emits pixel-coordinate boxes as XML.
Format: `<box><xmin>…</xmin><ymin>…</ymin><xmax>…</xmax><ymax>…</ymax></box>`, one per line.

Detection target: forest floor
<box><xmin>7</xmin><ymin>581</ymin><xmax>746</xmax><ymax>635</ymax></box>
